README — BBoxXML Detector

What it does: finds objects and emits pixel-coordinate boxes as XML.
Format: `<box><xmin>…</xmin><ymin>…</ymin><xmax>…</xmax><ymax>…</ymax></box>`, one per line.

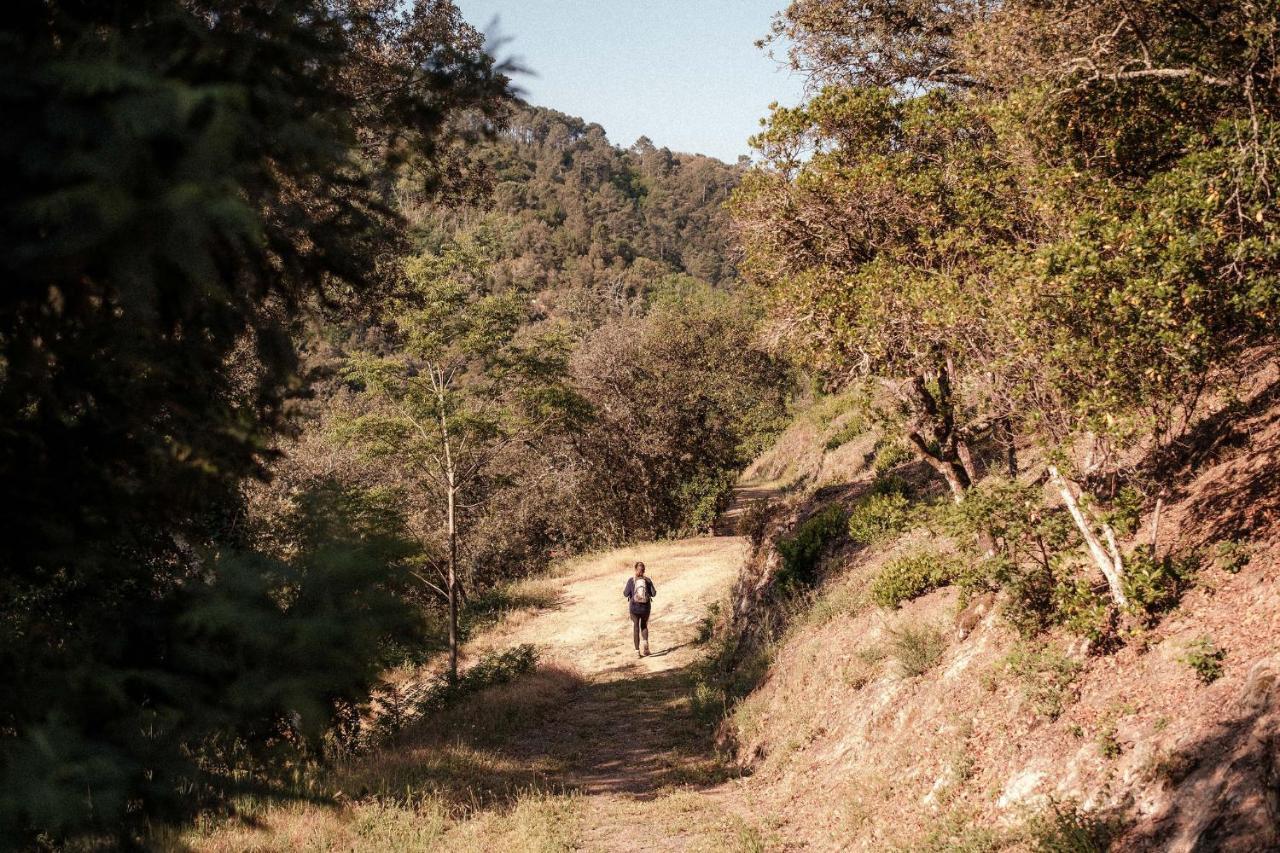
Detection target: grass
<box><xmin>171</xmin><ymin>659</ymin><xmax>584</xmax><ymax>851</ymax></box>
<box><xmin>1002</xmin><ymin>642</ymin><xmax>1083</xmax><ymax>721</ymax></box>
<box><xmin>842</xmin><ymin>643</ymin><xmax>888</xmax><ymax>689</ymax></box>
<box><xmin>170</xmin><ymin>782</ymin><xmax>582</xmax><ymax>853</ymax></box>
<box><xmin>888</xmin><ymin>621</ymin><xmax>947</xmax><ymax>677</ymax></box>
<box><xmin>1023</xmin><ymin>799</ymin><xmax>1115</xmax><ymax>852</ymax></box>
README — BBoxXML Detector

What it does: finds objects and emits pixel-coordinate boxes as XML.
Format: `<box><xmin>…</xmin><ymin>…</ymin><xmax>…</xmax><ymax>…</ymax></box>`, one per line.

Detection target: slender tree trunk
<box><xmin>1049</xmin><ymin>466</ymin><xmax>1127</xmax><ymax>607</ymax></box>
<box><xmin>447</xmin><ymin>479</ymin><xmax>458</xmax><ymax>684</ymax></box>
<box><xmin>956</xmin><ymin>439</ymin><xmax>979</xmax><ymax>485</ymax></box>
<box><xmin>433</xmin><ymin>364</ymin><xmax>461</xmax><ymax>685</ymax></box>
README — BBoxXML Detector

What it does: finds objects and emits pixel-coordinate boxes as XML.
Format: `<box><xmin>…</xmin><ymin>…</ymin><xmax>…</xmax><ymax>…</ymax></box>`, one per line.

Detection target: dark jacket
<box><xmin>623</xmin><ymin>576</ymin><xmax>656</xmax><ymax>616</ymax></box>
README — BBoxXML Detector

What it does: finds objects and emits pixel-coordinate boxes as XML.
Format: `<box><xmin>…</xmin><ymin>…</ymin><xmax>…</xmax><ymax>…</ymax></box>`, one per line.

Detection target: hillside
<box><xmin>8</xmin><ymin>2</ymin><xmax>1280</xmax><ymax>848</ymax></box>
<box><xmin>174</xmin><ymin>355</ymin><xmax>1279</xmax><ymax>852</ymax></box>
<box><xmin>698</xmin><ymin>356</ymin><xmax>1280</xmax><ymax>851</ymax></box>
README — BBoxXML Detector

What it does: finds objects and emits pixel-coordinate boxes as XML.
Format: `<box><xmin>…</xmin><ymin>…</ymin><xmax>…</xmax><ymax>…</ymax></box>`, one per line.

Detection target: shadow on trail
<box><xmin>498</xmin><ymin>659</ymin><xmax>738</xmax><ymax>797</ymax></box>
<box><xmin>644</xmin><ymin>642</ymin><xmax>690</xmax><ymax>658</ymax></box>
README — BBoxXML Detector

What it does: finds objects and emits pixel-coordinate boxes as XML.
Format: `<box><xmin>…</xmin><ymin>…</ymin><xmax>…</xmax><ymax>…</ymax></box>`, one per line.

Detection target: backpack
<box><xmin>631</xmin><ymin>577</ymin><xmax>649</xmax><ymax>605</ymax></box>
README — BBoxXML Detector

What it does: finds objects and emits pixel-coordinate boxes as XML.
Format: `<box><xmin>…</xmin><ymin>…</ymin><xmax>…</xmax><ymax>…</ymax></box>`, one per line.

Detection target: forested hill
<box><xmin>405</xmin><ymin>104</ymin><xmax>747</xmax><ymax>320</ymax></box>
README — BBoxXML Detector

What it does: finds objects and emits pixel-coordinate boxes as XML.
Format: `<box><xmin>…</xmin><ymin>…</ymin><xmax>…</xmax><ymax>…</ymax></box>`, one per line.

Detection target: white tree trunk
<box><xmin>1049</xmin><ymin>466</ymin><xmax>1128</xmax><ymax>607</ymax></box>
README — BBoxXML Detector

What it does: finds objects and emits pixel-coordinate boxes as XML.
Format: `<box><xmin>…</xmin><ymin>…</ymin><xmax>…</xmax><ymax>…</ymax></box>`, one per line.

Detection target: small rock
<box><xmin>954</xmin><ymin>591</ymin><xmax>996</xmax><ymax>640</ymax></box>
<box><xmin>997</xmin><ymin>767</ymin><xmax>1046</xmax><ymax>809</ymax></box>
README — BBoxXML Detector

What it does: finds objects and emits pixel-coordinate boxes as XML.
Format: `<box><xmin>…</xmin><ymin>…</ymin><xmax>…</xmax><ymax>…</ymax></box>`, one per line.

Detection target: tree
<box><xmin>736</xmin><ymin>0</ymin><xmax>1280</xmax><ymax>608</ymax></box>
<box><xmin>0</xmin><ymin>0</ymin><xmax>508</xmax><ymax>842</ymax></box>
<box><xmin>341</xmin><ymin>239</ymin><xmax>582</xmax><ymax>681</ymax></box>
<box><xmin>732</xmin><ymin>87</ymin><xmax>1028</xmax><ymax>502</ymax></box>
<box><xmin>571</xmin><ymin>278</ymin><xmax>793</xmax><ymax>535</ymax></box>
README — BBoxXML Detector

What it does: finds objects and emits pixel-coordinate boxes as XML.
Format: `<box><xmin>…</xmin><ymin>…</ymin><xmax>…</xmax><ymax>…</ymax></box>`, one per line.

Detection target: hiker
<box><xmin>623</xmin><ymin>561</ymin><xmax>657</xmax><ymax>657</ymax></box>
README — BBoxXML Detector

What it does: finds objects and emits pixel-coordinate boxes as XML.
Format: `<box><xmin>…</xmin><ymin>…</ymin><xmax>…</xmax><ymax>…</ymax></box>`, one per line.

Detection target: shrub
<box><xmin>1210</xmin><ymin>539</ymin><xmax>1252</xmax><ymax>574</ymax></box>
<box><xmin>1025</xmin><ymin>800</ymin><xmax>1114</xmax><ymax>852</ymax></box>
<box><xmin>695</xmin><ymin>602</ymin><xmax>721</xmax><ymax>644</ymax></box>
<box><xmin>1003</xmin><ymin>643</ymin><xmax>1083</xmax><ymax>720</ymax></box>
<box><xmin>872</xmin><ymin>438</ymin><xmax>913</xmax><ymax>475</ymax></box>
<box><xmin>675</xmin><ymin>468</ymin><xmax>738</xmax><ymax>534</ymax></box>
<box><xmin>847</xmin><ymin>489</ymin><xmax>912</xmax><ymax>545</ymax></box>
<box><xmin>1101</xmin><ymin>485</ymin><xmax>1146</xmax><ymax>537</ymax></box>
<box><xmin>888</xmin><ymin>622</ymin><xmax>947</xmax><ymax>677</ymax></box>
<box><xmin>1123</xmin><ymin>548</ymin><xmax>1200</xmax><ymax>620</ymax></box>
<box><xmin>776</xmin><ymin>503</ymin><xmax>849</xmax><ymax>589</ymax></box>
<box><xmin>824</xmin><ymin>415</ymin><xmax>868</xmax><ymax>450</ymax></box>
<box><xmin>872</xmin><ymin>550</ymin><xmax>959</xmax><ymax>608</ymax></box>
<box><xmin>1181</xmin><ymin>636</ymin><xmax>1226</xmax><ymax>684</ymax></box>
<box><xmin>1053</xmin><ymin>574</ymin><xmax>1114</xmax><ymax>644</ymax></box>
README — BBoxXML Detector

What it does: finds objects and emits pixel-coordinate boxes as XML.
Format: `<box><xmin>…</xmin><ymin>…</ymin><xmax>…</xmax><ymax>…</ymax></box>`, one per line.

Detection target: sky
<box><xmin>454</xmin><ymin>0</ymin><xmax>806</xmax><ymax>162</ymax></box>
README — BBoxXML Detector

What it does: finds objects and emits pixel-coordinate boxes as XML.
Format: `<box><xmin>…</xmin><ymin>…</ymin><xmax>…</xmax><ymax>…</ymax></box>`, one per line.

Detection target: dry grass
<box><xmin>173</xmin><ymin>663</ymin><xmax>585</xmax><ymax>852</ymax></box>
<box><xmin>170</xmin><ymin>788</ymin><xmax>582</xmax><ymax>853</ymax></box>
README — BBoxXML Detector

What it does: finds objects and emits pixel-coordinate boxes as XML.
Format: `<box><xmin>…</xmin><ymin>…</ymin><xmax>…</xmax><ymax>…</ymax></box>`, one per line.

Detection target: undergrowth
<box><xmin>872</xmin><ymin>549</ymin><xmax>959</xmax><ymax>608</ymax></box>
<box><xmin>776</xmin><ymin>503</ymin><xmax>848</xmax><ymax>589</ymax></box>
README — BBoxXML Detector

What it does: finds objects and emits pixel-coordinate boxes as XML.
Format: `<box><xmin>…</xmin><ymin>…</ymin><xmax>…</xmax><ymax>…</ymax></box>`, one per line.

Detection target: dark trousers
<box><xmin>631</xmin><ymin>612</ymin><xmax>649</xmax><ymax>649</ymax></box>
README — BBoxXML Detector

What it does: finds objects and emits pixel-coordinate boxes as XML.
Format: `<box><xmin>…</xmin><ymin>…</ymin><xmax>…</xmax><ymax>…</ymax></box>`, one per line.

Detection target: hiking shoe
<box><xmin>642</xmin><ymin>645</ymin><xmax>650</xmax><ymax>656</ymax></box>
<box><xmin>637</xmin><ymin>649</ymin><xmax>643</xmax><ymax>658</ymax></box>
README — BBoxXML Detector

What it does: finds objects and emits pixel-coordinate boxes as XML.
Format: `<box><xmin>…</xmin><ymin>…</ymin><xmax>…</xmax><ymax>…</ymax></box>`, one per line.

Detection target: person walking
<box><xmin>623</xmin><ymin>561</ymin><xmax>656</xmax><ymax>657</ymax></box>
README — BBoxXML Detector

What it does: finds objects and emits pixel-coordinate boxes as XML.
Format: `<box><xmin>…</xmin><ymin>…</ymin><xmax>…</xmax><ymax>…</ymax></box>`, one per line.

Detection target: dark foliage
<box><xmin>0</xmin><ymin>0</ymin><xmax>507</xmax><ymax>843</ymax></box>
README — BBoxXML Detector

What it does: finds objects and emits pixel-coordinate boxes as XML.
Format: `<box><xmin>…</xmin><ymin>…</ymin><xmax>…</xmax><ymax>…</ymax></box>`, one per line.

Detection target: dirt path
<box><xmin>460</xmin><ymin>488</ymin><xmax>776</xmax><ymax>851</ymax></box>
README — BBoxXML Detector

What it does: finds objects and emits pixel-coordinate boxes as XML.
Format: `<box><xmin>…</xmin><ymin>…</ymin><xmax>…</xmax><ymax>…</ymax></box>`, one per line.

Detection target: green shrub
<box><xmin>1181</xmin><ymin>636</ymin><xmax>1226</xmax><ymax>684</ymax></box>
<box><xmin>695</xmin><ymin>602</ymin><xmax>721</xmax><ymax>644</ymax></box>
<box><xmin>872</xmin><ymin>438</ymin><xmax>913</xmax><ymax>475</ymax></box>
<box><xmin>776</xmin><ymin>503</ymin><xmax>849</xmax><ymax>589</ymax></box>
<box><xmin>675</xmin><ymin>468</ymin><xmax>738</xmax><ymax>534</ymax></box>
<box><xmin>1101</xmin><ymin>485</ymin><xmax>1145</xmax><ymax>537</ymax></box>
<box><xmin>872</xmin><ymin>550</ymin><xmax>958</xmax><ymax>608</ymax></box>
<box><xmin>1210</xmin><ymin>539</ymin><xmax>1252</xmax><ymax>574</ymax></box>
<box><xmin>1123</xmin><ymin>548</ymin><xmax>1200</xmax><ymax>619</ymax></box>
<box><xmin>1053</xmin><ymin>574</ymin><xmax>1114</xmax><ymax>643</ymax></box>
<box><xmin>847</xmin><ymin>489</ymin><xmax>912</xmax><ymax>545</ymax></box>
<box><xmin>888</xmin><ymin>622</ymin><xmax>947</xmax><ymax>677</ymax></box>
<box><xmin>1003</xmin><ymin>643</ymin><xmax>1083</xmax><ymax>720</ymax></box>
<box><xmin>824</xmin><ymin>415</ymin><xmax>868</xmax><ymax>450</ymax></box>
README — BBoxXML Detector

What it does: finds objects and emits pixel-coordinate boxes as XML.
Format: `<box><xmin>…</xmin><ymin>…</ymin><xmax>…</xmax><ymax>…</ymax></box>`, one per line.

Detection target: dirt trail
<box><xmin>464</xmin><ymin>487</ymin><xmax>774</xmax><ymax>851</ymax></box>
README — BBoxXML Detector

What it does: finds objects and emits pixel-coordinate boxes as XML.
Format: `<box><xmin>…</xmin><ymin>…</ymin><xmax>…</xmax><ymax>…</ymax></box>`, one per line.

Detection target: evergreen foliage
<box><xmin>736</xmin><ymin>0</ymin><xmax>1280</xmax><ymax>611</ymax></box>
<box><xmin>0</xmin><ymin>0</ymin><xmax>507</xmax><ymax>843</ymax></box>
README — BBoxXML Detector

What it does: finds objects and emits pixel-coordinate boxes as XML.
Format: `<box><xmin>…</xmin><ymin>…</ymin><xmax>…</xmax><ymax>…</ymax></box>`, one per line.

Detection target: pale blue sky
<box><xmin>456</xmin><ymin>0</ymin><xmax>805</xmax><ymax>162</ymax></box>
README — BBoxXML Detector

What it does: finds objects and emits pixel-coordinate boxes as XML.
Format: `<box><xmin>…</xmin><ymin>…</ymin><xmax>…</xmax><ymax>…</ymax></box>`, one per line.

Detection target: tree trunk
<box><xmin>1049</xmin><ymin>466</ymin><xmax>1127</xmax><ymax>607</ymax></box>
<box><xmin>907</xmin><ymin>430</ymin><xmax>971</xmax><ymax>503</ymax></box>
<box><xmin>447</xmin><ymin>480</ymin><xmax>458</xmax><ymax>684</ymax></box>
<box><xmin>956</xmin><ymin>439</ymin><xmax>979</xmax><ymax>485</ymax></box>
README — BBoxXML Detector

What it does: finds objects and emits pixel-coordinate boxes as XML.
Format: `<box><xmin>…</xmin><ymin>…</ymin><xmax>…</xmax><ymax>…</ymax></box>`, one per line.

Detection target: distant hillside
<box><xmin>403</xmin><ymin>104</ymin><xmax>747</xmax><ymax>322</ymax></box>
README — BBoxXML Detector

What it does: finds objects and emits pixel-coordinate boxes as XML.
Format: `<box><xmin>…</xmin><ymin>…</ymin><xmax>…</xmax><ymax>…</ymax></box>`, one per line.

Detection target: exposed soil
<box><xmin>461</xmin><ymin>524</ymin><xmax>762</xmax><ymax>851</ymax></box>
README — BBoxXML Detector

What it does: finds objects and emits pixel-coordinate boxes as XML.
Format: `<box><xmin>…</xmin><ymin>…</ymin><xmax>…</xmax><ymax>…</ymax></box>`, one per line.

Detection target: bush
<box><xmin>889</xmin><ymin>622</ymin><xmax>946</xmax><ymax>677</ymax></box>
<box><xmin>872</xmin><ymin>550</ymin><xmax>959</xmax><ymax>608</ymax></box>
<box><xmin>1181</xmin><ymin>636</ymin><xmax>1226</xmax><ymax>684</ymax></box>
<box><xmin>1003</xmin><ymin>643</ymin><xmax>1083</xmax><ymax>720</ymax></box>
<box><xmin>824</xmin><ymin>415</ymin><xmax>868</xmax><ymax>450</ymax></box>
<box><xmin>872</xmin><ymin>438</ymin><xmax>913</xmax><ymax>475</ymax></box>
<box><xmin>1025</xmin><ymin>800</ymin><xmax>1114</xmax><ymax>852</ymax></box>
<box><xmin>847</xmin><ymin>488</ymin><xmax>912</xmax><ymax>545</ymax></box>
<box><xmin>1123</xmin><ymin>548</ymin><xmax>1200</xmax><ymax>620</ymax></box>
<box><xmin>675</xmin><ymin>468</ymin><xmax>738</xmax><ymax>534</ymax></box>
<box><xmin>776</xmin><ymin>503</ymin><xmax>849</xmax><ymax>589</ymax></box>
<box><xmin>1210</xmin><ymin>539</ymin><xmax>1252</xmax><ymax>574</ymax></box>
<box><xmin>1053</xmin><ymin>574</ymin><xmax>1114</xmax><ymax>644</ymax></box>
